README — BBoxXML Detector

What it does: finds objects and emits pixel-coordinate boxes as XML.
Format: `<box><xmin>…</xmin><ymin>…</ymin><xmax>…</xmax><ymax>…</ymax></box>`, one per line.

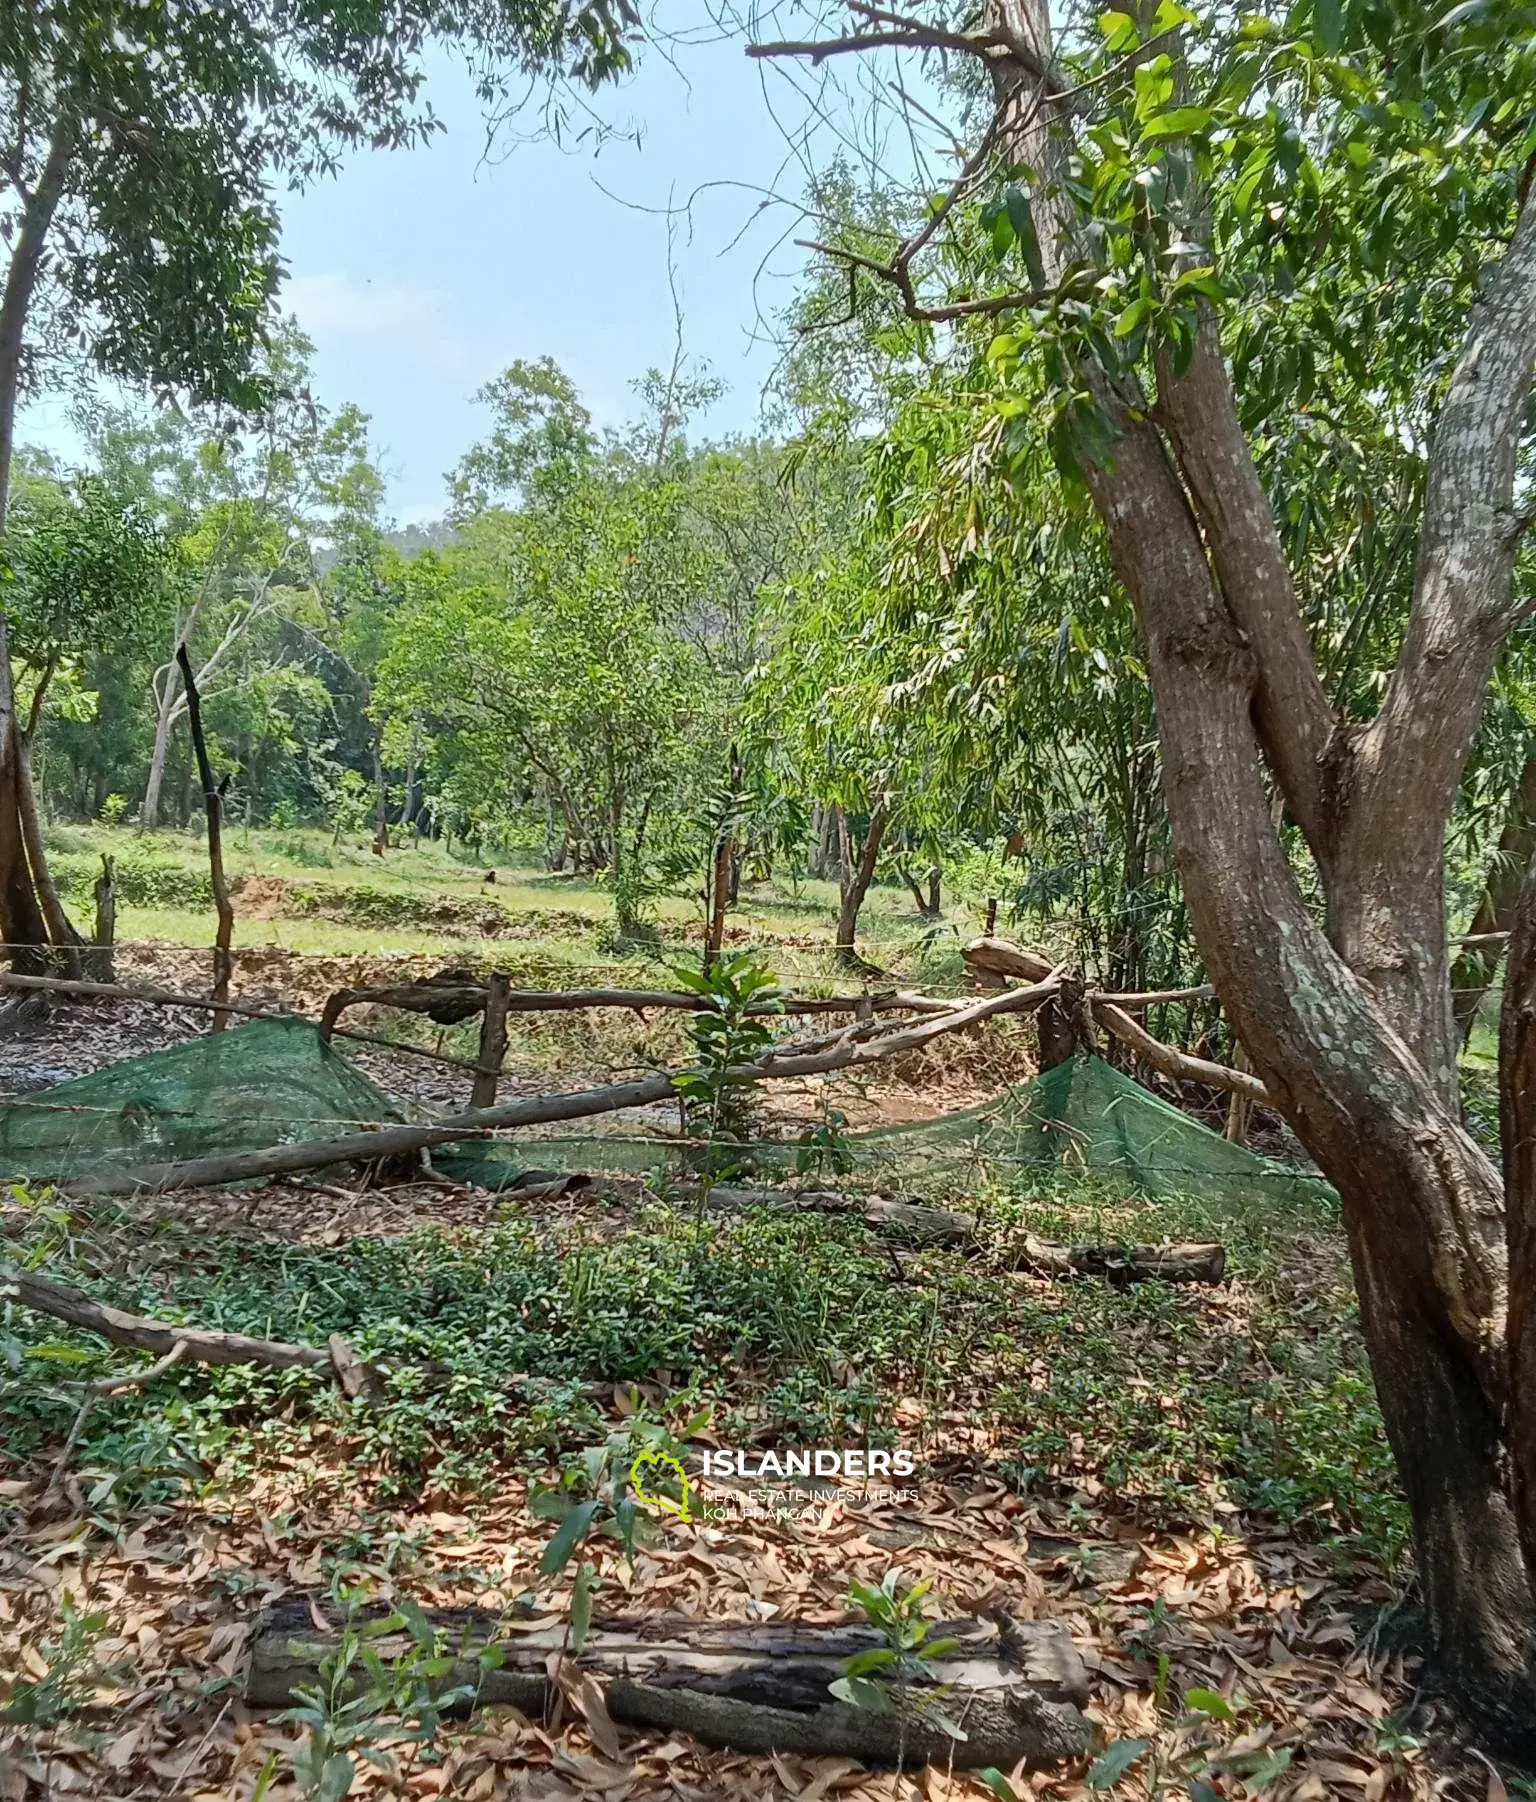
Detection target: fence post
<box><xmin>472</xmin><ymin>972</ymin><xmax>511</xmax><ymax>1110</ymax></box>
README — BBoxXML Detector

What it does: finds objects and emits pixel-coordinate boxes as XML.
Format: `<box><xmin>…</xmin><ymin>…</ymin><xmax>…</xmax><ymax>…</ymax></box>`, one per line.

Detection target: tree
<box><xmin>757</xmin><ymin>0</ymin><xmax>1536</xmax><ymax>1751</ymax></box>
<box><xmin>0</xmin><ymin>0</ymin><xmax>639</xmax><ymax>969</ymax></box>
<box><xmin>3</xmin><ymin>463</ymin><xmax>170</xmax><ymax>962</ymax></box>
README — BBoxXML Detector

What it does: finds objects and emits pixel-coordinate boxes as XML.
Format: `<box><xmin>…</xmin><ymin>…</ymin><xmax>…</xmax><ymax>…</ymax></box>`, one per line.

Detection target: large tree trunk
<box><xmin>973</xmin><ymin>0</ymin><xmax>1536</xmax><ymax>1746</ymax></box>
<box><xmin>1084</xmin><ymin>394</ymin><xmax>1536</xmax><ymax>1749</ymax></box>
<box><xmin>0</xmin><ymin>114</ymin><xmax>75</xmax><ymax>973</ymax></box>
<box><xmin>760</xmin><ymin>0</ymin><xmax>1536</xmax><ymax>1742</ymax></box>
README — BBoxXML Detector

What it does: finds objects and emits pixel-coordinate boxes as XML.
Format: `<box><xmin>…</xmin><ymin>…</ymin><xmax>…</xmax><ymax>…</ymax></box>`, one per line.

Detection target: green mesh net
<box><xmin>438</xmin><ymin>1055</ymin><xmax>1336</xmax><ymax>1208</ymax></box>
<box><xmin>0</xmin><ymin>1021</ymin><xmax>1332</xmax><ymax>1212</ymax></box>
<box><xmin>0</xmin><ymin>1017</ymin><xmax>402</xmax><ymax>1183</ymax></box>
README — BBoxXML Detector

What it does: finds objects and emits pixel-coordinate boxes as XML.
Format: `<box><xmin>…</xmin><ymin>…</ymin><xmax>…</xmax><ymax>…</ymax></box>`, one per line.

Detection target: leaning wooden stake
<box><xmin>246</xmin><ymin>1599</ymin><xmax>1090</xmax><ymax>1770</ymax></box>
<box><xmin>471</xmin><ymin>971</ymin><xmax>511</xmax><ymax>1110</ymax></box>
<box><xmin>85</xmin><ymin>854</ymin><xmax>116</xmax><ymax>982</ymax></box>
<box><xmin>177</xmin><ymin>645</ymin><xmax>234</xmax><ymax>1032</ymax></box>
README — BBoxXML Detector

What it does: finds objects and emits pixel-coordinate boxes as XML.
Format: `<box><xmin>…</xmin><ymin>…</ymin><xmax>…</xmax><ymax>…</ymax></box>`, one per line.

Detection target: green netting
<box><xmin>438</xmin><ymin>1055</ymin><xmax>1336</xmax><ymax>1207</ymax></box>
<box><xmin>0</xmin><ymin>1018</ymin><xmax>403</xmax><ymax>1183</ymax></box>
<box><xmin>1</xmin><ymin>1022</ymin><xmax>1333</xmax><ymax>1212</ymax></box>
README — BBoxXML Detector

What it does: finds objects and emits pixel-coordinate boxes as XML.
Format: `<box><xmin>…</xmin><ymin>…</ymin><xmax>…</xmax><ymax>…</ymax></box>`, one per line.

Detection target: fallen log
<box><xmin>1020</xmin><ymin>1234</ymin><xmax>1226</xmax><ymax>1285</ymax></box>
<box><xmin>0</xmin><ymin>1263</ymin><xmax>355</xmax><ymax>1378</ymax></box>
<box><xmin>245</xmin><ymin>1599</ymin><xmax>1090</xmax><ymax>1770</ymax></box>
<box><xmin>692</xmin><ymin>1188</ymin><xmax>1226</xmax><ymax>1279</ymax></box>
<box><xmin>64</xmin><ymin>975</ymin><xmax>1061</xmax><ymax>1198</ymax></box>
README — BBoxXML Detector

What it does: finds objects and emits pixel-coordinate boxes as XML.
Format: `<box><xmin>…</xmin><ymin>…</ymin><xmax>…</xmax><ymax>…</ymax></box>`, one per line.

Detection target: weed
<box><xmin>672</xmin><ymin>952</ymin><xmax>782</xmax><ymax>1178</ymax></box>
<box><xmin>795</xmin><ymin>1097</ymin><xmax>857</xmax><ymax>1181</ymax></box>
<box><xmin>833</xmin><ymin>1569</ymin><xmax>969</xmax><ymax>1744</ymax></box>
<box><xmin>0</xmin><ymin>1592</ymin><xmax>133</xmax><ymax>1725</ymax></box>
<box><xmin>278</xmin><ymin>1587</ymin><xmax>505</xmax><ymax>1802</ymax></box>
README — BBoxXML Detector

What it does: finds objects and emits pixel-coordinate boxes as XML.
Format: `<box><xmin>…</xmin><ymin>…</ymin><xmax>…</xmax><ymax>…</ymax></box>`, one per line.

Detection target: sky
<box><xmin>21</xmin><ymin>8</ymin><xmax>932</xmax><ymax>525</ymax></box>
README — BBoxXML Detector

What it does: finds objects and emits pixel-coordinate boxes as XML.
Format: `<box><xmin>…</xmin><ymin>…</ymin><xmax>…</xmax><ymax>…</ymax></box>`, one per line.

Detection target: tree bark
<box><xmin>140</xmin><ymin>663</ymin><xmax>181</xmax><ymax>830</ymax></box>
<box><xmin>0</xmin><ymin>113</ymin><xmax>76</xmax><ymax>973</ymax></box>
<box><xmin>15</xmin><ymin>727</ymin><xmax>82</xmax><ymax>977</ymax></box>
<box><xmin>371</xmin><ymin>731</ymin><xmax>389</xmax><ymax>856</ymax></box>
<box><xmin>835</xmin><ymin>800</ymin><xmax>889</xmax><ymax>961</ymax></box>
<box><xmin>178</xmin><ymin>647</ymin><xmax>234</xmax><ymax>1030</ymax></box>
<box><xmin>471</xmin><ymin>971</ymin><xmax>511</xmax><ymax>1110</ymax></box>
<box><xmin>85</xmin><ymin>855</ymin><xmax>116</xmax><ymax>983</ymax></box>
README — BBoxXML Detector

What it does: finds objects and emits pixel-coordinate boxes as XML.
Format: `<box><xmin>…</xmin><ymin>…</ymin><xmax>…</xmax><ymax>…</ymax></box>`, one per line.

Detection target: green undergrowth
<box><xmin>0</xmin><ymin>1169</ymin><xmax>1402</xmax><ymax>1565</ymax></box>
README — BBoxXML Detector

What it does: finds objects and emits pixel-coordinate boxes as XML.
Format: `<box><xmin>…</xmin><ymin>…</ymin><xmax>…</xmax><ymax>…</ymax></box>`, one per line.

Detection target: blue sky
<box><xmin>275</xmin><ymin>20</ymin><xmax>819</xmax><ymax>522</ymax></box>
<box><xmin>22</xmin><ymin>10</ymin><xmax>939</xmax><ymax>521</ymax></box>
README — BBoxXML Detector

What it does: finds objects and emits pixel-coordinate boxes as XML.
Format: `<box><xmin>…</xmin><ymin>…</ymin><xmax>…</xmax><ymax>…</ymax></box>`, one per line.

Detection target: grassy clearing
<box><xmin>45</xmin><ymin>820</ymin><xmax>972</xmax><ymax>983</ymax></box>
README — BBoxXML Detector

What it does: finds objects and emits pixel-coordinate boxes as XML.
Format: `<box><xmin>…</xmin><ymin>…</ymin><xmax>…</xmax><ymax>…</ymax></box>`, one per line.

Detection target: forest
<box><xmin>2</xmin><ymin>1</ymin><xmax>1535</xmax><ymax>1799</ymax></box>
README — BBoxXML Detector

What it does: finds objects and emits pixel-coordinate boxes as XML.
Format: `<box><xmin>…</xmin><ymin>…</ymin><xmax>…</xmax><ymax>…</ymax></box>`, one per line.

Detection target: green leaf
<box><xmin>1184</xmin><ymin>1686</ymin><xmax>1235</xmax><ymax>1720</ymax></box>
<box><xmin>829</xmin><ymin>1675</ymin><xmax>895</xmax><ymax>1713</ymax></box>
<box><xmin>1098</xmin><ymin>9</ymin><xmax>1139</xmax><ymax>49</ymax></box>
<box><xmin>1005</xmin><ymin>188</ymin><xmax>1047</xmax><ymax>290</ymax></box>
<box><xmin>541</xmin><ymin>1498</ymin><xmax>598</xmax><ymax>1574</ymax></box>
<box><xmin>393</xmin><ymin>1595</ymin><xmax>438</xmax><ymax>1652</ymax></box>
<box><xmin>1088</xmin><ymin>1738</ymin><xmax>1151</xmax><ymax>1789</ymax></box>
<box><xmin>1115</xmin><ymin>295</ymin><xmax>1154</xmax><ymax>338</ymax></box>
<box><xmin>570</xmin><ymin>1560</ymin><xmax>598</xmax><ymax>1653</ymax></box>
<box><xmin>1141</xmin><ymin>106</ymin><xmax>1214</xmax><ymax>140</ymax></box>
<box><xmin>843</xmin><ymin>1647</ymin><xmax>900</xmax><ymax>1677</ymax></box>
<box><xmin>978</xmin><ymin>1771</ymin><xmax>1021</xmax><ymax>1802</ymax></box>
<box><xmin>1315</xmin><ymin>0</ymin><xmax>1344</xmax><ymax>52</ymax></box>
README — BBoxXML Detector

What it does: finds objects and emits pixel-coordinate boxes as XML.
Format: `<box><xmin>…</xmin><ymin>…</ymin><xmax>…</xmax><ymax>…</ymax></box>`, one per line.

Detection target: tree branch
<box><xmin>1155</xmin><ymin>318</ymin><xmax>1339</xmax><ymax>857</ymax></box>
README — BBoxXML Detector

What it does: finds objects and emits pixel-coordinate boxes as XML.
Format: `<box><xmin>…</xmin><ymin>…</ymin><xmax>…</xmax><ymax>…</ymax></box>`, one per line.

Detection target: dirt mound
<box><xmin>231</xmin><ymin>873</ymin><xmax>289</xmax><ymax>918</ymax></box>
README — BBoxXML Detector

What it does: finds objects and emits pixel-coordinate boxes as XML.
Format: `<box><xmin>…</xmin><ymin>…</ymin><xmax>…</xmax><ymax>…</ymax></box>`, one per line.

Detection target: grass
<box><xmin>45</xmin><ymin>821</ymin><xmax>970</xmax><ymax>981</ymax></box>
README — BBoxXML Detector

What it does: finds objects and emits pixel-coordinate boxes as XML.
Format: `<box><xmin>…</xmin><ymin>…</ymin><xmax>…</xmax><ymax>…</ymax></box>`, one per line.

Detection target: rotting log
<box><xmin>63</xmin><ymin>974</ymin><xmax>1062</xmax><ymax>1198</ymax></box>
<box><xmin>245</xmin><ymin>1599</ymin><xmax>1090</xmax><ymax>1770</ymax></box>
<box><xmin>1019</xmin><ymin>1234</ymin><xmax>1226</xmax><ymax>1285</ymax></box>
<box><xmin>0</xmin><ymin>1263</ymin><xmax>374</xmax><ymax>1388</ymax></box>
<box><xmin>692</xmin><ymin>1188</ymin><xmax>1226</xmax><ymax>1280</ymax></box>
